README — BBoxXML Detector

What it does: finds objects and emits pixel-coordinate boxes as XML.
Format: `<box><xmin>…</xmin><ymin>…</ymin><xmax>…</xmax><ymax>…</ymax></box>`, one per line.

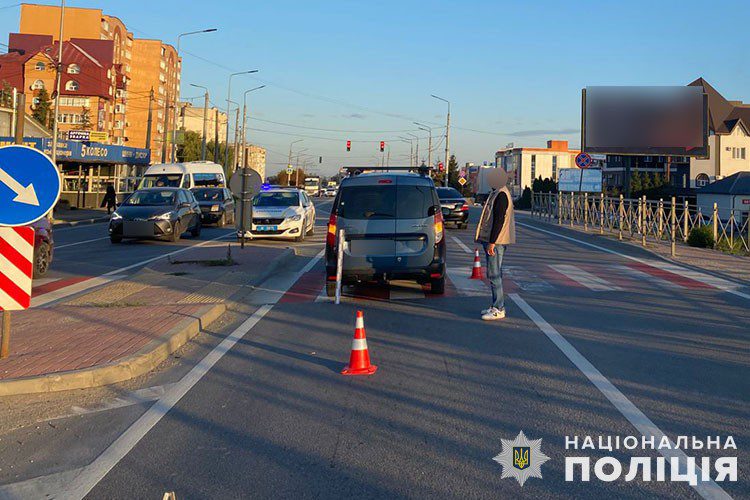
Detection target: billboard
<box><xmin>558</xmin><ymin>168</ymin><xmax>602</xmax><ymax>193</ymax></box>
<box><xmin>582</xmin><ymin>86</ymin><xmax>708</xmax><ymax>157</ymax></box>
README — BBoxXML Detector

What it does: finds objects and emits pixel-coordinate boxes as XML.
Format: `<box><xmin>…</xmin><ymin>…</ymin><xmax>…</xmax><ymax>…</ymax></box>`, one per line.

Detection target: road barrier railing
<box><xmin>531</xmin><ymin>192</ymin><xmax>750</xmax><ymax>257</ymax></box>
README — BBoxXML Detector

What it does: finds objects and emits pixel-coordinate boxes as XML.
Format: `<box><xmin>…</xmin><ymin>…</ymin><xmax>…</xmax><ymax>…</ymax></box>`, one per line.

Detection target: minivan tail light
<box><xmin>327</xmin><ymin>212</ymin><xmax>337</xmax><ymax>247</ymax></box>
<box><xmin>434</xmin><ymin>210</ymin><xmax>444</xmax><ymax>244</ymax></box>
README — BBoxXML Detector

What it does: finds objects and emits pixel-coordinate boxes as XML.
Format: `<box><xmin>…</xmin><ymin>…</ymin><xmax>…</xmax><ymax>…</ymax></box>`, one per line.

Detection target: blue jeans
<box><xmin>482</xmin><ymin>242</ymin><xmax>506</xmax><ymax>310</ymax></box>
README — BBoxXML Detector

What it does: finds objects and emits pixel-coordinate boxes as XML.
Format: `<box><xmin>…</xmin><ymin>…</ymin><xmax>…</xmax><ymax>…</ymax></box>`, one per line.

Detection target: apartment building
<box><xmin>129</xmin><ymin>39</ymin><xmax>180</xmax><ymax>163</ymax></box>
<box><xmin>176</xmin><ymin>101</ymin><xmax>228</xmax><ymax>148</ymax></box>
<box><xmin>19</xmin><ymin>3</ymin><xmax>133</xmax><ymax>145</ymax></box>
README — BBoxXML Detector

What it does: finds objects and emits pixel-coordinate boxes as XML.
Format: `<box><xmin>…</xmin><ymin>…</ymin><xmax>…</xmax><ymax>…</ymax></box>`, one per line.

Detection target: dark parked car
<box><xmin>436</xmin><ymin>187</ymin><xmax>469</xmax><ymax>229</ymax></box>
<box><xmin>325</xmin><ymin>170</ymin><xmax>446</xmax><ymax>296</ymax></box>
<box><xmin>108</xmin><ymin>187</ymin><xmax>201</xmax><ymax>243</ymax></box>
<box><xmin>192</xmin><ymin>187</ymin><xmax>235</xmax><ymax>227</ymax></box>
<box><xmin>30</xmin><ymin>217</ymin><xmax>53</xmax><ymax>277</ymax></box>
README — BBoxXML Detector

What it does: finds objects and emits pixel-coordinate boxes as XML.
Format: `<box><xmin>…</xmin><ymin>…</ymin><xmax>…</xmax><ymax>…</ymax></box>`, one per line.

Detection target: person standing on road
<box><xmin>474</xmin><ymin>168</ymin><xmax>515</xmax><ymax>321</ymax></box>
<box><xmin>101</xmin><ymin>183</ymin><xmax>117</xmax><ymax>214</ymax></box>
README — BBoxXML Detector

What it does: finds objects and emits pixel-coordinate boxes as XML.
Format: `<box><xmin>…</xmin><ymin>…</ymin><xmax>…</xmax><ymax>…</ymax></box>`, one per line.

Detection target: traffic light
<box><xmin>438</xmin><ymin>162</ymin><xmax>444</xmax><ymax>172</ymax></box>
<box><xmin>380</xmin><ymin>141</ymin><xmax>385</xmax><ymax>152</ymax></box>
<box><xmin>346</xmin><ymin>140</ymin><xmax>351</xmax><ymax>152</ymax></box>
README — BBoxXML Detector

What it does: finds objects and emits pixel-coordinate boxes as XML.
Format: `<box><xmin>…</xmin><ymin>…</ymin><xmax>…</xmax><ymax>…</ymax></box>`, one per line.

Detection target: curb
<box><xmin>52</xmin><ymin>216</ymin><xmax>110</xmax><ymax>228</ymax></box>
<box><xmin>0</xmin><ymin>303</ymin><xmax>225</xmax><ymax>397</ymax></box>
<box><xmin>522</xmin><ymin>214</ymin><xmax>750</xmax><ymax>288</ymax></box>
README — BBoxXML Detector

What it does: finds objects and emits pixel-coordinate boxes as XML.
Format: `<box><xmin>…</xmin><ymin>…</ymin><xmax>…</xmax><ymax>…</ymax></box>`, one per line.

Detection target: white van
<box><xmin>138</xmin><ymin>161</ymin><xmax>226</xmax><ymax>190</ymax></box>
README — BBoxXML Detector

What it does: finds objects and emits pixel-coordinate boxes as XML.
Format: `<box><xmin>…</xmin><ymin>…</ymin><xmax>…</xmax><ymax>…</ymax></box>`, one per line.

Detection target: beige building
<box><xmin>689</xmin><ymin>80</ymin><xmax>750</xmax><ymax>188</ymax></box>
<box><xmin>242</xmin><ymin>144</ymin><xmax>266</xmax><ymax>180</ymax></box>
<box><xmin>495</xmin><ymin>140</ymin><xmax>580</xmax><ymax>196</ymax></box>
<box><xmin>176</xmin><ymin>101</ymin><xmax>227</xmax><ymax>147</ymax></box>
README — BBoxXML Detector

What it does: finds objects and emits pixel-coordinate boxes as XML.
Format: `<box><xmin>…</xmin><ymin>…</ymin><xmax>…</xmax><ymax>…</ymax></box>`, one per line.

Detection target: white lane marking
<box><xmin>509</xmin><ymin>293</ymin><xmax>731</xmax><ymax>500</ymax></box>
<box><xmin>446</xmin><ymin>267</ymin><xmax>485</xmax><ymax>296</ymax></box>
<box><xmin>31</xmin><ymin>275</ymin><xmax>126</xmax><ymax>308</ymax></box>
<box><xmin>55</xmin><ymin>237</ymin><xmax>110</xmax><ymax>249</ymax></box>
<box><xmin>450</xmin><ymin>235</ymin><xmax>472</xmax><ymax>254</ymax></box>
<box><xmin>612</xmin><ymin>264</ymin><xmax>682</xmax><ymax>290</ymax></box>
<box><xmin>40</xmin><ymin>384</ymin><xmax>175</xmax><ymax>423</ymax></box>
<box><xmin>517</xmin><ymin>221</ymin><xmax>750</xmax><ymax>301</ymax></box>
<box><xmin>56</xmin><ymin>249</ymin><xmax>326</xmax><ymax>500</ymax></box>
<box><xmin>549</xmin><ymin>264</ymin><xmax>621</xmax><ymax>291</ymax></box>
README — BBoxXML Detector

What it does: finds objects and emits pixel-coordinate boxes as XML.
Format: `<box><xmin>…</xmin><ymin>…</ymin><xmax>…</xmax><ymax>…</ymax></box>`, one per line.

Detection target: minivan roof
<box><xmin>143</xmin><ymin>162</ymin><xmax>224</xmax><ymax>175</ymax></box>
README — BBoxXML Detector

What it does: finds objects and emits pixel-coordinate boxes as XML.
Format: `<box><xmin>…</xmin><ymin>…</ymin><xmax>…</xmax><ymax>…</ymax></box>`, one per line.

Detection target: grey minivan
<box><xmin>325</xmin><ymin>170</ymin><xmax>446</xmax><ymax>296</ymax></box>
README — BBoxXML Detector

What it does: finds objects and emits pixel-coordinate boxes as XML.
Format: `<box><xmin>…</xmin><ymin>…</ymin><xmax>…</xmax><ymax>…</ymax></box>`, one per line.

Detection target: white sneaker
<box><xmin>481</xmin><ymin>307</ymin><xmax>506</xmax><ymax>321</ymax></box>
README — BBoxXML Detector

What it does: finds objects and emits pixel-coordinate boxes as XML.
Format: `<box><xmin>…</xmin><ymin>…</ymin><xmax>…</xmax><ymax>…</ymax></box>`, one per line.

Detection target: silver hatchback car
<box><xmin>325</xmin><ymin>170</ymin><xmax>446</xmax><ymax>296</ymax></box>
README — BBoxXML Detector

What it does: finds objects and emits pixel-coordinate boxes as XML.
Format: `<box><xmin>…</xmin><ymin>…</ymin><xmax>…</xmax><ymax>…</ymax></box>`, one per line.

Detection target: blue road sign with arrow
<box><xmin>0</xmin><ymin>145</ymin><xmax>61</xmax><ymax>226</ymax></box>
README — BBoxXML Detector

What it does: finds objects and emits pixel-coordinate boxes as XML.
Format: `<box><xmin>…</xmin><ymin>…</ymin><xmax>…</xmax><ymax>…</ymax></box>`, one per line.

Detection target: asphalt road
<box><xmin>1</xmin><ymin>200</ymin><xmax>747</xmax><ymax>499</ymax></box>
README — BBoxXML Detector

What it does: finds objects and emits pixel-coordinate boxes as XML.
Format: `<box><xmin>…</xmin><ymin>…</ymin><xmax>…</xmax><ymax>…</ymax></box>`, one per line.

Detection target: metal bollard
<box><xmin>335</xmin><ymin>229</ymin><xmax>345</xmax><ymax>304</ymax></box>
<box><xmin>712</xmin><ymin>203</ymin><xmax>718</xmax><ymax>248</ymax></box>
<box><xmin>669</xmin><ymin>196</ymin><xmax>677</xmax><ymax>257</ymax></box>
<box><xmin>683</xmin><ymin>200</ymin><xmax>689</xmax><ymax>242</ymax></box>
<box><xmin>599</xmin><ymin>192</ymin><xmax>604</xmax><ymax>234</ymax></box>
<box><xmin>618</xmin><ymin>194</ymin><xmax>624</xmax><ymax>241</ymax></box>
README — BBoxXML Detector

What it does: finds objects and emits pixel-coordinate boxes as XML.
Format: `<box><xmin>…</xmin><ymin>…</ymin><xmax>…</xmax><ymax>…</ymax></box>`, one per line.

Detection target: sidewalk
<box><xmin>521</xmin><ymin>212</ymin><xmax>750</xmax><ymax>286</ymax></box>
<box><xmin>51</xmin><ymin>207</ymin><xmax>111</xmax><ymax>227</ymax></box>
<box><xmin>0</xmin><ymin>241</ymin><xmax>295</xmax><ymax>396</ymax></box>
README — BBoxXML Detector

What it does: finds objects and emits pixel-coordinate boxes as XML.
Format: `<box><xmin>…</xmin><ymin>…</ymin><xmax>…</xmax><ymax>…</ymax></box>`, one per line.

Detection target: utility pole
<box><xmin>241</xmin><ymin>85</ymin><xmax>265</xmax><ymax>170</ymax></box>
<box><xmin>232</xmin><ymin>107</ymin><xmax>240</xmax><ymax>171</ymax></box>
<box><xmin>161</xmin><ymin>91</ymin><xmax>170</xmax><ymax>163</ymax></box>
<box><xmin>145</xmin><ymin>87</ymin><xmax>154</xmax><ymax>149</ymax></box>
<box><xmin>224</xmin><ymin>70</ymin><xmax>258</xmax><ymax>170</ymax></box>
<box><xmin>201</xmin><ymin>90</ymin><xmax>208</xmax><ymax>161</ymax></box>
<box><xmin>288</xmin><ymin>139</ymin><xmax>303</xmax><ymax>186</ymax></box>
<box><xmin>431</xmin><ymin>94</ymin><xmax>451</xmax><ymax>187</ymax></box>
<box><xmin>51</xmin><ymin>0</ymin><xmax>65</xmax><ymax>166</ymax></box>
<box><xmin>213</xmin><ymin>108</ymin><xmax>219</xmax><ymax>163</ymax></box>
<box><xmin>415</xmin><ymin>122</ymin><xmax>432</xmax><ymax>170</ymax></box>
<box><xmin>13</xmin><ymin>93</ymin><xmax>25</xmax><ymax>145</ymax></box>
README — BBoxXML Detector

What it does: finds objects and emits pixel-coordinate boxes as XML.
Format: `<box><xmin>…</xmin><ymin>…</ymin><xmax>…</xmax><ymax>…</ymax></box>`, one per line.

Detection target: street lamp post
<box><xmin>431</xmin><ymin>94</ymin><xmax>451</xmax><ymax>187</ymax></box>
<box><xmin>287</xmin><ymin>139</ymin><xmax>303</xmax><ymax>186</ymax></box>
<box><xmin>295</xmin><ymin>148</ymin><xmax>309</xmax><ymax>187</ymax></box>
<box><xmin>189</xmin><ymin>83</ymin><xmax>209</xmax><ymax>161</ymax></box>
<box><xmin>414</xmin><ymin>122</ymin><xmax>432</xmax><ymax>170</ymax></box>
<box><xmin>225</xmin><ymin>70</ymin><xmax>258</xmax><ymax>171</ymax></box>
<box><xmin>172</xmin><ymin>28</ymin><xmax>216</xmax><ymax>162</ymax></box>
<box><xmin>240</xmin><ymin>85</ymin><xmax>265</xmax><ymax>169</ymax></box>
<box><xmin>51</xmin><ymin>0</ymin><xmax>65</xmax><ymax>167</ymax></box>
<box><xmin>407</xmin><ymin>132</ymin><xmax>419</xmax><ymax>166</ymax></box>
<box><xmin>398</xmin><ymin>136</ymin><xmax>413</xmax><ymax>167</ymax></box>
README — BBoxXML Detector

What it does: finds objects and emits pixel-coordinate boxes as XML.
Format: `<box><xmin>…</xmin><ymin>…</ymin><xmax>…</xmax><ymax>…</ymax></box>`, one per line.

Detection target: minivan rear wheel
<box><xmin>429</xmin><ymin>276</ymin><xmax>445</xmax><ymax>295</ymax></box>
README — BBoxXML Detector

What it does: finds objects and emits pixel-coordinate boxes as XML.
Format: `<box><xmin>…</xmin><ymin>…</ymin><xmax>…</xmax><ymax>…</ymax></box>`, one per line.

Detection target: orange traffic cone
<box><xmin>470</xmin><ymin>248</ymin><xmax>484</xmax><ymax>280</ymax></box>
<box><xmin>342</xmin><ymin>310</ymin><xmax>378</xmax><ymax>376</ymax></box>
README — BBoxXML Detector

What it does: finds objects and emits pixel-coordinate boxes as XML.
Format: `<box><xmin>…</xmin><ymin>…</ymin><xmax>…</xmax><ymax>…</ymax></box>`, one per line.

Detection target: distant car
<box><xmin>192</xmin><ymin>187</ymin><xmax>235</xmax><ymax>227</ymax></box>
<box><xmin>324</xmin><ymin>187</ymin><xmax>337</xmax><ymax>197</ymax></box>
<box><xmin>109</xmin><ymin>187</ymin><xmax>202</xmax><ymax>243</ymax></box>
<box><xmin>436</xmin><ymin>187</ymin><xmax>469</xmax><ymax>229</ymax></box>
<box><xmin>238</xmin><ymin>188</ymin><xmax>316</xmax><ymax>242</ymax></box>
<box><xmin>325</xmin><ymin>170</ymin><xmax>446</xmax><ymax>296</ymax></box>
<box><xmin>30</xmin><ymin>217</ymin><xmax>53</xmax><ymax>277</ymax></box>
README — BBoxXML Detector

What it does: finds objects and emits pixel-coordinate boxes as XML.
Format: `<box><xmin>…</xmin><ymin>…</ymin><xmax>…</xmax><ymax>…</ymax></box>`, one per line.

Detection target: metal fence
<box><xmin>531</xmin><ymin>192</ymin><xmax>750</xmax><ymax>256</ymax></box>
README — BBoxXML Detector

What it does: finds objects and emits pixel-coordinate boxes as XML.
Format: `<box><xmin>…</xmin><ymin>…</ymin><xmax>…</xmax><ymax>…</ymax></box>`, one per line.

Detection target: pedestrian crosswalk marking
<box><xmin>549</xmin><ymin>264</ymin><xmax>621</xmax><ymax>291</ymax></box>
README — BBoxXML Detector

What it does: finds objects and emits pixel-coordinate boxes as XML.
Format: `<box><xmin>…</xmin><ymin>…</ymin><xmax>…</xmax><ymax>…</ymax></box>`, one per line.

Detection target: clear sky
<box><xmin>1</xmin><ymin>0</ymin><xmax>748</xmax><ymax>176</ymax></box>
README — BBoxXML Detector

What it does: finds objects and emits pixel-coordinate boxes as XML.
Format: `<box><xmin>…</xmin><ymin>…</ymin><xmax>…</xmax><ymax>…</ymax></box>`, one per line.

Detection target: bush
<box><xmin>687</xmin><ymin>226</ymin><xmax>714</xmax><ymax>248</ymax></box>
<box><xmin>716</xmin><ymin>238</ymin><xmax>749</xmax><ymax>255</ymax></box>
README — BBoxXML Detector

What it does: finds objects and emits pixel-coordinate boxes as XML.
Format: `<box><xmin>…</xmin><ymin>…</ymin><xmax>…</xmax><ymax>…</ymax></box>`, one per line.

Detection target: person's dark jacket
<box><xmin>488</xmin><ymin>190</ymin><xmax>509</xmax><ymax>243</ymax></box>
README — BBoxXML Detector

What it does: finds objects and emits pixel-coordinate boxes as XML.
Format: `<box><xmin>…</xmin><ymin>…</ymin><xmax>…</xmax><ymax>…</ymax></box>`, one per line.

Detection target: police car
<box><xmin>238</xmin><ymin>187</ymin><xmax>316</xmax><ymax>242</ymax></box>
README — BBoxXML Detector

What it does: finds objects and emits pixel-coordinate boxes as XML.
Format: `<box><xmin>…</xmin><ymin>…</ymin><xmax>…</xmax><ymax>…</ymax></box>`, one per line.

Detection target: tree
<box><xmin>641</xmin><ymin>172</ymin><xmax>653</xmax><ymax>192</ymax></box>
<box><xmin>0</xmin><ymin>81</ymin><xmax>13</xmax><ymax>108</ymax></box>
<box><xmin>32</xmin><ymin>88</ymin><xmax>52</xmax><ymax>127</ymax></box>
<box><xmin>629</xmin><ymin>171</ymin><xmax>642</xmax><ymax>195</ymax></box>
<box><xmin>177</xmin><ymin>130</ymin><xmax>203</xmax><ymax>162</ymax></box>
<box><xmin>446</xmin><ymin>155</ymin><xmax>462</xmax><ymax>190</ymax></box>
<box><xmin>75</xmin><ymin>106</ymin><xmax>92</xmax><ymax>130</ymax></box>
<box><xmin>205</xmin><ymin>140</ymin><xmax>234</xmax><ymax>169</ymax></box>
<box><xmin>275</xmin><ymin>168</ymin><xmax>309</xmax><ymax>186</ymax></box>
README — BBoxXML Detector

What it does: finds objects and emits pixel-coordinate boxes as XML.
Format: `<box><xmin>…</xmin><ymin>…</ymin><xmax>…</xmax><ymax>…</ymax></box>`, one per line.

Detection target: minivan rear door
<box><xmin>393</xmin><ymin>177</ymin><xmax>436</xmax><ymax>269</ymax></box>
<box><xmin>336</xmin><ymin>179</ymin><xmax>396</xmax><ymax>272</ymax></box>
